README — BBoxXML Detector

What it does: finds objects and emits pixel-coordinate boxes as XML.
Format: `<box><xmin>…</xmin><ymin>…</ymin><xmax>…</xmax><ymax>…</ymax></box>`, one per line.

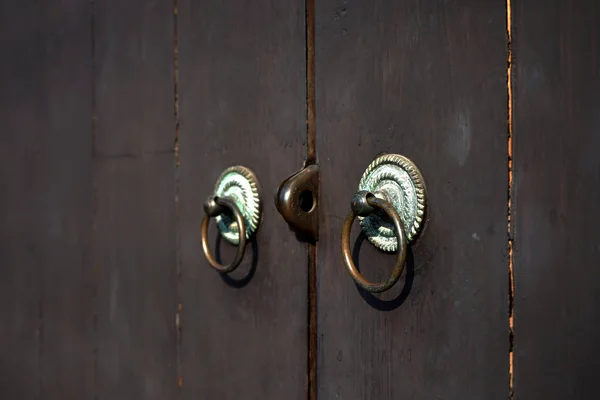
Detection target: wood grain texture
<box><xmin>0</xmin><ymin>1</ymin><xmax>94</xmax><ymax>398</ymax></box>
<box><xmin>512</xmin><ymin>2</ymin><xmax>600</xmax><ymax>398</ymax></box>
<box><xmin>177</xmin><ymin>0</ymin><xmax>307</xmax><ymax>398</ymax></box>
<box><xmin>92</xmin><ymin>0</ymin><xmax>177</xmax><ymax>398</ymax></box>
<box><xmin>315</xmin><ymin>1</ymin><xmax>508</xmax><ymax>398</ymax></box>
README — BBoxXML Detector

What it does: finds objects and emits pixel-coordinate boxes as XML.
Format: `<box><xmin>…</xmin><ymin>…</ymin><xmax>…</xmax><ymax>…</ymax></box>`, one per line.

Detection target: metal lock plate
<box><xmin>275</xmin><ymin>164</ymin><xmax>319</xmax><ymax>242</ymax></box>
<box><xmin>358</xmin><ymin>154</ymin><xmax>427</xmax><ymax>252</ymax></box>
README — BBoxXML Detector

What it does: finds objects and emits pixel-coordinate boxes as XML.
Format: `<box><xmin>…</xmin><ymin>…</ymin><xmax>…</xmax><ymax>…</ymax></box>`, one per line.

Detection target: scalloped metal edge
<box><xmin>214</xmin><ymin>165</ymin><xmax>262</xmax><ymax>245</ymax></box>
<box><xmin>358</xmin><ymin>153</ymin><xmax>427</xmax><ymax>251</ymax></box>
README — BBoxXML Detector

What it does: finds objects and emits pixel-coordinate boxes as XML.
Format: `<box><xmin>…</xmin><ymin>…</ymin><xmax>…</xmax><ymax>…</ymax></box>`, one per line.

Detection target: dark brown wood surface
<box><xmin>315</xmin><ymin>1</ymin><xmax>509</xmax><ymax>398</ymax></box>
<box><xmin>92</xmin><ymin>1</ymin><xmax>177</xmax><ymax>399</ymax></box>
<box><xmin>512</xmin><ymin>1</ymin><xmax>600</xmax><ymax>398</ymax></box>
<box><xmin>3</xmin><ymin>1</ymin><xmax>600</xmax><ymax>398</ymax></box>
<box><xmin>0</xmin><ymin>1</ymin><xmax>94</xmax><ymax>397</ymax></box>
<box><xmin>177</xmin><ymin>1</ymin><xmax>308</xmax><ymax>398</ymax></box>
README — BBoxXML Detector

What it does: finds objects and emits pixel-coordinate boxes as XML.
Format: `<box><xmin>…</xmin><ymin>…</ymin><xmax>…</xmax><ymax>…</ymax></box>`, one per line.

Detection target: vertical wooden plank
<box><xmin>177</xmin><ymin>1</ymin><xmax>307</xmax><ymax>398</ymax></box>
<box><xmin>92</xmin><ymin>0</ymin><xmax>177</xmax><ymax>398</ymax></box>
<box><xmin>512</xmin><ymin>2</ymin><xmax>600</xmax><ymax>398</ymax></box>
<box><xmin>0</xmin><ymin>1</ymin><xmax>93</xmax><ymax>398</ymax></box>
<box><xmin>315</xmin><ymin>1</ymin><xmax>508</xmax><ymax>398</ymax></box>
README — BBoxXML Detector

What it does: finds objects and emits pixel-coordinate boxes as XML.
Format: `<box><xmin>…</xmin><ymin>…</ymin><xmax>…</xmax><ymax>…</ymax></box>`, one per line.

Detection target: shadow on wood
<box><xmin>215</xmin><ymin>233</ymin><xmax>259</xmax><ymax>288</ymax></box>
<box><xmin>351</xmin><ymin>232</ymin><xmax>415</xmax><ymax>311</ymax></box>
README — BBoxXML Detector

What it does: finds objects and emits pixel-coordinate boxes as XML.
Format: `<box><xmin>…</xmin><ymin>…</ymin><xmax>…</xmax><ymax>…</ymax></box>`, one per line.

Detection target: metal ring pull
<box><xmin>201</xmin><ymin>166</ymin><xmax>262</xmax><ymax>273</ymax></box>
<box><xmin>341</xmin><ymin>154</ymin><xmax>427</xmax><ymax>293</ymax></box>
<box><xmin>201</xmin><ymin>196</ymin><xmax>248</xmax><ymax>273</ymax></box>
<box><xmin>342</xmin><ymin>191</ymin><xmax>407</xmax><ymax>293</ymax></box>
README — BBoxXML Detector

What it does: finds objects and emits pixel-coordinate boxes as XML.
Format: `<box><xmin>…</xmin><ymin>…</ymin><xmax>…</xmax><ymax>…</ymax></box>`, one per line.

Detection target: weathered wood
<box><xmin>0</xmin><ymin>1</ymin><xmax>93</xmax><ymax>397</ymax></box>
<box><xmin>92</xmin><ymin>0</ymin><xmax>177</xmax><ymax>398</ymax></box>
<box><xmin>315</xmin><ymin>1</ymin><xmax>509</xmax><ymax>398</ymax></box>
<box><xmin>512</xmin><ymin>1</ymin><xmax>600</xmax><ymax>398</ymax></box>
<box><xmin>177</xmin><ymin>0</ymin><xmax>308</xmax><ymax>398</ymax></box>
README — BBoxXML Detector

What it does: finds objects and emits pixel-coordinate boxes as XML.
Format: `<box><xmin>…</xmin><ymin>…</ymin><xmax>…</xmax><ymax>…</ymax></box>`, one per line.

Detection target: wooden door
<box><xmin>512</xmin><ymin>1</ymin><xmax>600</xmax><ymax>398</ymax></box>
<box><xmin>0</xmin><ymin>0</ymin><xmax>308</xmax><ymax>398</ymax></box>
<box><xmin>177</xmin><ymin>1</ymin><xmax>308</xmax><ymax>398</ymax></box>
<box><xmin>315</xmin><ymin>1</ymin><xmax>508</xmax><ymax>398</ymax></box>
<box><xmin>1</xmin><ymin>1</ymin><xmax>599</xmax><ymax>399</ymax></box>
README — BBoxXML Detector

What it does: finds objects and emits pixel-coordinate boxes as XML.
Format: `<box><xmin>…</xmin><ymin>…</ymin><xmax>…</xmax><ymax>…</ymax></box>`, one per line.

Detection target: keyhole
<box><xmin>299</xmin><ymin>190</ymin><xmax>314</xmax><ymax>212</ymax></box>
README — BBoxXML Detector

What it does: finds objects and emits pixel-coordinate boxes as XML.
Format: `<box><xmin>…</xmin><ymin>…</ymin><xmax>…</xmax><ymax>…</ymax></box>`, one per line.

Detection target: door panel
<box><xmin>177</xmin><ymin>1</ymin><xmax>308</xmax><ymax>398</ymax></box>
<box><xmin>0</xmin><ymin>1</ymin><xmax>94</xmax><ymax>397</ymax></box>
<box><xmin>512</xmin><ymin>1</ymin><xmax>600</xmax><ymax>398</ymax></box>
<box><xmin>92</xmin><ymin>1</ymin><xmax>177</xmax><ymax>398</ymax></box>
<box><xmin>315</xmin><ymin>1</ymin><xmax>508</xmax><ymax>398</ymax></box>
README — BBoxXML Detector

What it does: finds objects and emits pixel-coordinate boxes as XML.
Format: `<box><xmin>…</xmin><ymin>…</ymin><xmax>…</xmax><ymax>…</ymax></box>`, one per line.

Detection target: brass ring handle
<box><xmin>201</xmin><ymin>196</ymin><xmax>247</xmax><ymax>273</ymax></box>
<box><xmin>341</xmin><ymin>191</ymin><xmax>408</xmax><ymax>293</ymax></box>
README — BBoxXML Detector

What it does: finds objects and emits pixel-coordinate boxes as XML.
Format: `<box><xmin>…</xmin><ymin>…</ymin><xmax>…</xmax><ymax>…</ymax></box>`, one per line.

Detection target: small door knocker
<box><xmin>342</xmin><ymin>154</ymin><xmax>427</xmax><ymax>293</ymax></box>
<box><xmin>201</xmin><ymin>166</ymin><xmax>262</xmax><ymax>273</ymax></box>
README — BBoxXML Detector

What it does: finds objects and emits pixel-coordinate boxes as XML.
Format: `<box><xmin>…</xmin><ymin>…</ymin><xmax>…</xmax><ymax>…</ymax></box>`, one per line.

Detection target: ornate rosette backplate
<box><xmin>358</xmin><ymin>154</ymin><xmax>427</xmax><ymax>252</ymax></box>
<box><xmin>214</xmin><ymin>166</ymin><xmax>262</xmax><ymax>245</ymax></box>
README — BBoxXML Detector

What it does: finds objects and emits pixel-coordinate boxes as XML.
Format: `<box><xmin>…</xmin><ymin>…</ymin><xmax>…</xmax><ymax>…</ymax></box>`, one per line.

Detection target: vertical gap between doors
<box><xmin>173</xmin><ymin>0</ymin><xmax>183</xmax><ymax>391</ymax></box>
<box><xmin>305</xmin><ymin>0</ymin><xmax>317</xmax><ymax>399</ymax></box>
<box><xmin>89</xmin><ymin>0</ymin><xmax>99</xmax><ymax>398</ymax></box>
<box><xmin>306</xmin><ymin>0</ymin><xmax>316</xmax><ymax>166</ymax></box>
<box><xmin>506</xmin><ymin>0</ymin><xmax>515</xmax><ymax>398</ymax></box>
